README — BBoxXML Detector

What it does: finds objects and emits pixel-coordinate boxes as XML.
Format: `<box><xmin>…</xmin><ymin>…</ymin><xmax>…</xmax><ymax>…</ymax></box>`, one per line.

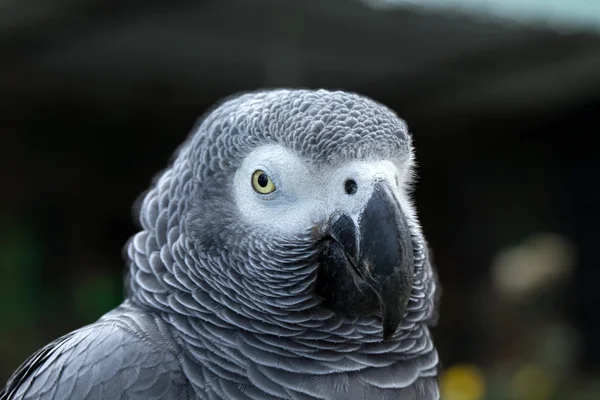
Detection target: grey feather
<box><xmin>1</xmin><ymin>304</ymin><xmax>189</xmax><ymax>400</ymax></box>
<box><xmin>2</xmin><ymin>89</ymin><xmax>441</xmax><ymax>399</ymax></box>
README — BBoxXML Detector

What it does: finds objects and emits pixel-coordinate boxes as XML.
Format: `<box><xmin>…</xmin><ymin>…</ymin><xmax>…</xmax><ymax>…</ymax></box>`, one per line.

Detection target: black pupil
<box><xmin>257</xmin><ymin>173</ymin><xmax>269</xmax><ymax>188</ymax></box>
<box><xmin>345</xmin><ymin>179</ymin><xmax>357</xmax><ymax>195</ymax></box>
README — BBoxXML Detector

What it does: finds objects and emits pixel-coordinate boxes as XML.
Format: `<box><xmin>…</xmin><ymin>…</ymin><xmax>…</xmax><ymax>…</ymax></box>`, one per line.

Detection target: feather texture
<box><xmin>1</xmin><ymin>305</ymin><xmax>189</xmax><ymax>400</ymax></box>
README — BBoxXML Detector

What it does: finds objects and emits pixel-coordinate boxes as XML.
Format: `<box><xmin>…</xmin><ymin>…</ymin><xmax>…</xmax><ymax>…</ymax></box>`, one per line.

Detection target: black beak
<box><xmin>315</xmin><ymin>181</ymin><xmax>414</xmax><ymax>340</ymax></box>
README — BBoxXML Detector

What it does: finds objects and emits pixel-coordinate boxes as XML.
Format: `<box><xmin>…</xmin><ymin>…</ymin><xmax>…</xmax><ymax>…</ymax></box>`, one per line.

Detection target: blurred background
<box><xmin>1</xmin><ymin>0</ymin><xmax>599</xmax><ymax>398</ymax></box>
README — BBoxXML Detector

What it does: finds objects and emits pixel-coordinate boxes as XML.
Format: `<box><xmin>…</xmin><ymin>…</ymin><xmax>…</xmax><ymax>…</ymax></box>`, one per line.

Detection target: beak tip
<box><xmin>382</xmin><ymin>329</ymin><xmax>394</xmax><ymax>341</ymax></box>
<box><xmin>381</xmin><ymin>305</ymin><xmax>401</xmax><ymax>341</ymax></box>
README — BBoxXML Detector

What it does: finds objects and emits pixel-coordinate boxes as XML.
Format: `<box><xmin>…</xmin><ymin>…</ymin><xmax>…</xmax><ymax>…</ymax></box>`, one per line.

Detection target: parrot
<box><xmin>1</xmin><ymin>89</ymin><xmax>441</xmax><ymax>400</ymax></box>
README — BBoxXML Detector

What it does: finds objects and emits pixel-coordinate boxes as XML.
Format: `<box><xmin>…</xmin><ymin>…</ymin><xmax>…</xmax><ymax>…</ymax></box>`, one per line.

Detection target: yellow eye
<box><xmin>252</xmin><ymin>170</ymin><xmax>276</xmax><ymax>194</ymax></box>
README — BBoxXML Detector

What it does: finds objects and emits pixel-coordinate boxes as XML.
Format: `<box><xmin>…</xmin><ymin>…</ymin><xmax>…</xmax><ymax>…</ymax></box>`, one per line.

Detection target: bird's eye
<box><xmin>251</xmin><ymin>170</ymin><xmax>276</xmax><ymax>194</ymax></box>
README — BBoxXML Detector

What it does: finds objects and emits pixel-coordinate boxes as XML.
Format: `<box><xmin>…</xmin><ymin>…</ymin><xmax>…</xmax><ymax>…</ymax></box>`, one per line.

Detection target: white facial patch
<box><xmin>233</xmin><ymin>144</ymin><xmax>416</xmax><ymax>236</ymax></box>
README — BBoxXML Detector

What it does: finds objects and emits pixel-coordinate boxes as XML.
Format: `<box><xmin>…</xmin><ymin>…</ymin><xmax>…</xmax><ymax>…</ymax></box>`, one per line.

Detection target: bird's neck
<box><xmin>164</xmin><ymin>306</ymin><xmax>439</xmax><ymax>400</ymax></box>
<box><xmin>125</xmin><ymin>225</ymin><xmax>440</xmax><ymax>394</ymax></box>
<box><xmin>125</xmin><ymin>248</ymin><xmax>440</xmax><ymax>399</ymax></box>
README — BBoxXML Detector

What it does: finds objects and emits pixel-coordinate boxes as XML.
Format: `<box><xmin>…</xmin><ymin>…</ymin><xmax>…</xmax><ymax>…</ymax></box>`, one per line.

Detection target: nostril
<box><xmin>344</xmin><ymin>179</ymin><xmax>358</xmax><ymax>195</ymax></box>
<box><xmin>395</xmin><ymin>175</ymin><xmax>400</xmax><ymax>187</ymax></box>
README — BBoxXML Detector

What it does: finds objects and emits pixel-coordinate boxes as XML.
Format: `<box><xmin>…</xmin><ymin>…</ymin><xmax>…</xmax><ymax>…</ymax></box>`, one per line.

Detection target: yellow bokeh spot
<box><xmin>512</xmin><ymin>364</ymin><xmax>554</xmax><ymax>400</ymax></box>
<box><xmin>440</xmin><ymin>364</ymin><xmax>486</xmax><ymax>400</ymax></box>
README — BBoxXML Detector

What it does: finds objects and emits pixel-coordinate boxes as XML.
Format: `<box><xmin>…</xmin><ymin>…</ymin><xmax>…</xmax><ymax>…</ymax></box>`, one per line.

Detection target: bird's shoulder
<box><xmin>1</xmin><ymin>303</ymin><xmax>190</xmax><ymax>400</ymax></box>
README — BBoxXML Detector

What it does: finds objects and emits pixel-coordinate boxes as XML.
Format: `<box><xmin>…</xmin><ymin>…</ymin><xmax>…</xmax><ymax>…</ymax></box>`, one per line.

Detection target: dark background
<box><xmin>1</xmin><ymin>1</ymin><xmax>599</xmax><ymax>398</ymax></box>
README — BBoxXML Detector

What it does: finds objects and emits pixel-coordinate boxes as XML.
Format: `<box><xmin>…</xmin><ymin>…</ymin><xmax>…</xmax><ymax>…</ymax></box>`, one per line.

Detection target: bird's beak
<box><xmin>316</xmin><ymin>180</ymin><xmax>414</xmax><ymax>340</ymax></box>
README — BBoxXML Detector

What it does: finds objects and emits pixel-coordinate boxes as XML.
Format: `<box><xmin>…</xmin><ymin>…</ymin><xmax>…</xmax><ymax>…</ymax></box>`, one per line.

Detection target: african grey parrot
<box><xmin>1</xmin><ymin>89</ymin><xmax>441</xmax><ymax>400</ymax></box>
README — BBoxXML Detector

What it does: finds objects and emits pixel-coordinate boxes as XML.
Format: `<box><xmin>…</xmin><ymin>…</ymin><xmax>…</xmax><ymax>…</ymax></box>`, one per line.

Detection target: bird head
<box><xmin>128</xmin><ymin>89</ymin><xmax>437</xmax><ymax>341</ymax></box>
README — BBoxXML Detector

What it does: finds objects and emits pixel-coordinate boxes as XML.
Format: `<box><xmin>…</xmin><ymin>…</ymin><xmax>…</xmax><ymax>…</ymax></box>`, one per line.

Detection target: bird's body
<box><xmin>2</xmin><ymin>90</ymin><xmax>441</xmax><ymax>399</ymax></box>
